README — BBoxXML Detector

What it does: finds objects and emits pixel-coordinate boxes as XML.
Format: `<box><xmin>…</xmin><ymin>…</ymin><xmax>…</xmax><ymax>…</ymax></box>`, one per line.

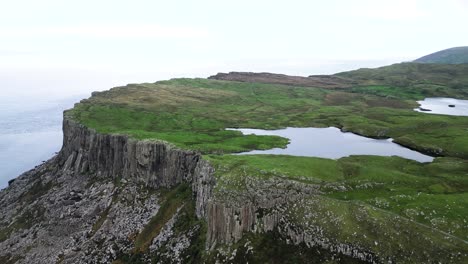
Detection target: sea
<box><xmin>0</xmin><ymin>68</ymin><xmax>156</xmax><ymax>189</ymax></box>
<box><xmin>0</xmin><ymin>95</ymin><xmax>85</xmax><ymax>189</ymax></box>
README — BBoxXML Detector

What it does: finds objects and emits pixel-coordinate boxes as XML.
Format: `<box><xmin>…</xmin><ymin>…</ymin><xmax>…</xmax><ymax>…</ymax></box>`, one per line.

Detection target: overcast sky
<box><xmin>0</xmin><ymin>0</ymin><xmax>467</xmax><ymax>97</ymax></box>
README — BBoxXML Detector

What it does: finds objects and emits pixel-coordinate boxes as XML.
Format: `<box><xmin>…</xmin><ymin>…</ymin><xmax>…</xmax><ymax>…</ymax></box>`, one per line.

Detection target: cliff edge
<box><xmin>1</xmin><ymin>73</ymin><xmax>468</xmax><ymax>263</ymax></box>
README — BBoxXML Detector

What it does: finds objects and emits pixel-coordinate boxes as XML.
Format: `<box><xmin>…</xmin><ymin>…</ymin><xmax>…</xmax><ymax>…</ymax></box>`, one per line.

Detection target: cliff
<box><xmin>1</xmin><ymin>77</ymin><xmax>468</xmax><ymax>263</ymax></box>
<box><xmin>58</xmin><ymin>117</ymin><xmax>201</xmax><ymax>189</ymax></box>
<box><xmin>56</xmin><ymin>117</ymin><xmax>376</xmax><ymax>262</ymax></box>
<box><xmin>0</xmin><ymin>114</ymin><xmax>380</xmax><ymax>263</ymax></box>
<box><xmin>0</xmin><ymin>116</ymin><xmax>212</xmax><ymax>263</ymax></box>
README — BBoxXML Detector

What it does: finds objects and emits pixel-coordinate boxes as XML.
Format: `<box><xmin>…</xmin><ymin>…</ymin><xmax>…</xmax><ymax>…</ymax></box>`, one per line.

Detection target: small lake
<box><xmin>228</xmin><ymin>127</ymin><xmax>434</xmax><ymax>162</ymax></box>
<box><xmin>415</xmin><ymin>98</ymin><xmax>468</xmax><ymax>116</ymax></box>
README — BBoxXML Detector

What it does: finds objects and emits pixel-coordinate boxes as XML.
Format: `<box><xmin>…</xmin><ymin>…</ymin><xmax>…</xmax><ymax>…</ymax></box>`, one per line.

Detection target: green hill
<box><xmin>334</xmin><ymin>62</ymin><xmax>468</xmax><ymax>99</ymax></box>
<box><xmin>414</xmin><ymin>46</ymin><xmax>468</xmax><ymax>64</ymax></box>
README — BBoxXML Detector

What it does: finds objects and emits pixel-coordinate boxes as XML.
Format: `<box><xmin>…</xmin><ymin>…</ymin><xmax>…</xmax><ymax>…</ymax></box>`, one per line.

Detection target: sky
<box><xmin>0</xmin><ymin>0</ymin><xmax>467</xmax><ymax>97</ymax></box>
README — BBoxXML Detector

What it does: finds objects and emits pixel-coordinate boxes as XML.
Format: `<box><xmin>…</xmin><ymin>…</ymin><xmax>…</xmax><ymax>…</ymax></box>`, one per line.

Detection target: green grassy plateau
<box><xmin>69</xmin><ymin>63</ymin><xmax>468</xmax><ymax>261</ymax></box>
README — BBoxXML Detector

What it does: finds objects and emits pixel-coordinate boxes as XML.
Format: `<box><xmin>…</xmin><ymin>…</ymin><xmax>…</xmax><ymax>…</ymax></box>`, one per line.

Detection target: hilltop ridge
<box><xmin>414</xmin><ymin>46</ymin><xmax>468</xmax><ymax>64</ymax></box>
<box><xmin>209</xmin><ymin>71</ymin><xmax>356</xmax><ymax>88</ymax></box>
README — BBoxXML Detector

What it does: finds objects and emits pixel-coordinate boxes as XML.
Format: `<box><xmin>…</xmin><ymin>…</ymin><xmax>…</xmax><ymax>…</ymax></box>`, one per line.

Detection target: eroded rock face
<box><xmin>2</xmin><ymin>116</ymin><xmax>465</xmax><ymax>263</ymax></box>
<box><xmin>59</xmin><ymin>117</ymin><xmax>200</xmax><ymax>189</ymax></box>
<box><xmin>0</xmin><ymin>160</ymin><xmax>161</xmax><ymax>263</ymax></box>
<box><xmin>0</xmin><ymin>115</ymin><xmax>373</xmax><ymax>263</ymax></box>
<box><xmin>0</xmin><ymin>117</ymin><xmax>209</xmax><ymax>263</ymax></box>
<box><xmin>203</xmin><ymin>176</ymin><xmax>378</xmax><ymax>263</ymax></box>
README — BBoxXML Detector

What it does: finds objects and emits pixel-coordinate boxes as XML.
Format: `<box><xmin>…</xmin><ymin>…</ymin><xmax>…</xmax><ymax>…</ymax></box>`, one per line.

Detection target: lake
<box><xmin>415</xmin><ymin>97</ymin><xmax>468</xmax><ymax>116</ymax></box>
<box><xmin>228</xmin><ymin>127</ymin><xmax>434</xmax><ymax>162</ymax></box>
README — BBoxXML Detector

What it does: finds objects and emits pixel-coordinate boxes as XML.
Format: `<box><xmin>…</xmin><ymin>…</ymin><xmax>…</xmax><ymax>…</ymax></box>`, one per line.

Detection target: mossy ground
<box><xmin>208</xmin><ymin>155</ymin><xmax>468</xmax><ymax>240</ymax></box>
<box><xmin>70</xmin><ymin>77</ymin><xmax>468</xmax><ymax>158</ymax></box>
<box><xmin>205</xmin><ymin>231</ymin><xmax>367</xmax><ymax>264</ymax></box>
<box><xmin>115</xmin><ymin>184</ymin><xmax>207</xmax><ymax>264</ymax></box>
<box><xmin>69</xmin><ymin>64</ymin><xmax>468</xmax><ymax>261</ymax></box>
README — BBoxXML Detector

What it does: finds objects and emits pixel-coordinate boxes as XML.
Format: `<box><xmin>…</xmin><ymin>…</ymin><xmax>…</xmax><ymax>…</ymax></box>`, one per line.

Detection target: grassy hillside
<box><xmin>335</xmin><ymin>63</ymin><xmax>468</xmax><ymax>99</ymax></box>
<box><xmin>70</xmin><ymin>78</ymin><xmax>468</xmax><ymax>158</ymax></box>
<box><xmin>414</xmin><ymin>47</ymin><xmax>468</xmax><ymax>64</ymax></box>
<box><xmin>68</xmin><ymin>66</ymin><xmax>468</xmax><ymax>261</ymax></box>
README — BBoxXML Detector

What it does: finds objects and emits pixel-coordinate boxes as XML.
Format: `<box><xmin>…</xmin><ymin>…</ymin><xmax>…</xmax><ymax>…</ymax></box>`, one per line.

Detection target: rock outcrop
<box><xmin>1</xmin><ymin>114</ymin><xmax>466</xmax><ymax>263</ymax></box>
<box><xmin>58</xmin><ymin>116</ymin><xmax>201</xmax><ymax>189</ymax></box>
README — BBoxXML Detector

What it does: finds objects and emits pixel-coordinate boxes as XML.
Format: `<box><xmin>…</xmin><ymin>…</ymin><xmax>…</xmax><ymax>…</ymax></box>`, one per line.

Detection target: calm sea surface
<box><xmin>0</xmin><ymin>96</ymin><xmax>83</xmax><ymax>189</ymax></box>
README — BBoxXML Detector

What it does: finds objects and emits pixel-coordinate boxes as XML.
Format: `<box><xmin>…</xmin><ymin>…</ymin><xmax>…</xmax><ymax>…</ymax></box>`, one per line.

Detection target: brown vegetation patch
<box><xmin>323</xmin><ymin>92</ymin><xmax>360</xmax><ymax>106</ymax></box>
<box><xmin>365</xmin><ymin>98</ymin><xmax>413</xmax><ymax>109</ymax></box>
<box><xmin>209</xmin><ymin>72</ymin><xmax>358</xmax><ymax>89</ymax></box>
<box><xmin>87</xmin><ymin>83</ymin><xmax>238</xmax><ymax>110</ymax></box>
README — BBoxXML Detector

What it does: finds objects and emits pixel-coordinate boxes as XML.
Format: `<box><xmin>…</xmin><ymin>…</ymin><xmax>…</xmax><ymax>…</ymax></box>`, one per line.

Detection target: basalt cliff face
<box><xmin>0</xmin><ymin>114</ymin><xmax>374</xmax><ymax>263</ymax></box>
<box><xmin>0</xmin><ymin>115</ymin><xmax>217</xmax><ymax>263</ymax></box>
<box><xmin>58</xmin><ymin>117</ymin><xmax>201</xmax><ymax>189</ymax></box>
<box><xmin>0</xmin><ymin>114</ymin><xmax>466</xmax><ymax>263</ymax></box>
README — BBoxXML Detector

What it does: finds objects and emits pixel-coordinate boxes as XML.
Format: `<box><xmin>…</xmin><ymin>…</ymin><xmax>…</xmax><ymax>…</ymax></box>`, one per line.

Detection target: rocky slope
<box><xmin>1</xmin><ymin>83</ymin><xmax>468</xmax><ymax>263</ymax></box>
<box><xmin>0</xmin><ymin>114</ymin><xmax>466</xmax><ymax>263</ymax></box>
<box><xmin>0</xmin><ymin>115</ymin><xmax>372</xmax><ymax>263</ymax></box>
<box><xmin>0</xmin><ymin>116</ymin><xmax>210</xmax><ymax>263</ymax></box>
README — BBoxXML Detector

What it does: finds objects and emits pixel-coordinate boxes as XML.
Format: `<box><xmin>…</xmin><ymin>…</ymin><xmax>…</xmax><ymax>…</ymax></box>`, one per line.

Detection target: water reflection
<box><xmin>415</xmin><ymin>98</ymin><xmax>468</xmax><ymax>116</ymax></box>
<box><xmin>228</xmin><ymin>127</ymin><xmax>434</xmax><ymax>163</ymax></box>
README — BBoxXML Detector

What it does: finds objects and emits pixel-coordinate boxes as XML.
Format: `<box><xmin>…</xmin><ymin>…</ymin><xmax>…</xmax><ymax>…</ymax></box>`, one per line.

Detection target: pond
<box><xmin>415</xmin><ymin>97</ymin><xmax>468</xmax><ymax>116</ymax></box>
<box><xmin>227</xmin><ymin>127</ymin><xmax>434</xmax><ymax>162</ymax></box>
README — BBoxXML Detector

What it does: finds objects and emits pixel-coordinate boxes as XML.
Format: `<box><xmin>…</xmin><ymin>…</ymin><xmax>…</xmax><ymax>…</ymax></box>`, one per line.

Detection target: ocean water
<box><xmin>0</xmin><ymin>96</ymin><xmax>83</xmax><ymax>189</ymax></box>
<box><xmin>0</xmin><ymin>68</ymin><xmax>141</xmax><ymax>189</ymax></box>
<box><xmin>228</xmin><ymin>127</ymin><xmax>434</xmax><ymax>162</ymax></box>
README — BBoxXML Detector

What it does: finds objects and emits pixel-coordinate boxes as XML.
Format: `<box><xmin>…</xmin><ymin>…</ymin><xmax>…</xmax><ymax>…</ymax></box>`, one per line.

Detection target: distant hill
<box><xmin>414</xmin><ymin>46</ymin><xmax>468</xmax><ymax>64</ymax></box>
<box><xmin>211</xmin><ymin>63</ymin><xmax>468</xmax><ymax>99</ymax></box>
<box><xmin>334</xmin><ymin>62</ymin><xmax>468</xmax><ymax>98</ymax></box>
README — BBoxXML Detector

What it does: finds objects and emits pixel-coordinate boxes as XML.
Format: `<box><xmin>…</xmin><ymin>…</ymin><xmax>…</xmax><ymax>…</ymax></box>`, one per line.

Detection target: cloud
<box><xmin>455</xmin><ymin>0</ymin><xmax>468</xmax><ymax>8</ymax></box>
<box><xmin>0</xmin><ymin>49</ymin><xmax>35</xmax><ymax>56</ymax></box>
<box><xmin>346</xmin><ymin>0</ymin><xmax>429</xmax><ymax>21</ymax></box>
<box><xmin>0</xmin><ymin>24</ymin><xmax>210</xmax><ymax>39</ymax></box>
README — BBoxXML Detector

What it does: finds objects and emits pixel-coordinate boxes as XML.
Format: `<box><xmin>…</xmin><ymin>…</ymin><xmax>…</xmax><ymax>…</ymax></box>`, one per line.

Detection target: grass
<box><xmin>70</xmin><ymin>77</ymin><xmax>468</xmax><ymax>158</ymax></box>
<box><xmin>133</xmin><ymin>184</ymin><xmax>191</xmax><ymax>253</ymax></box>
<box><xmin>18</xmin><ymin>179</ymin><xmax>54</xmax><ymax>203</ymax></box>
<box><xmin>68</xmin><ymin>64</ymin><xmax>468</xmax><ymax>261</ymax></box>
<box><xmin>151</xmin><ymin>197</ymin><xmax>207</xmax><ymax>264</ymax></box>
<box><xmin>206</xmin><ymin>230</ymin><xmax>367</xmax><ymax>264</ymax></box>
<box><xmin>350</xmin><ymin>85</ymin><xmax>425</xmax><ymax>100</ymax></box>
<box><xmin>0</xmin><ymin>204</ymin><xmax>46</xmax><ymax>242</ymax></box>
<box><xmin>114</xmin><ymin>183</ymin><xmax>206</xmax><ymax>263</ymax></box>
<box><xmin>0</xmin><ymin>254</ymin><xmax>22</xmax><ymax>264</ymax></box>
<box><xmin>286</xmin><ymin>194</ymin><xmax>467</xmax><ymax>263</ymax></box>
<box><xmin>336</xmin><ymin>63</ymin><xmax>468</xmax><ymax>99</ymax></box>
<box><xmin>414</xmin><ymin>47</ymin><xmax>468</xmax><ymax>64</ymax></box>
<box><xmin>0</xmin><ymin>180</ymin><xmax>52</xmax><ymax>242</ymax></box>
<box><xmin>208</xmin><ymin>154</ymin><xmax>468</xmax><ymax>241</ymax></box>
<box><xmin>90</xmin><ymin>204</ymin><xmax>112</xmax><ymax>237</ymax></box>
<box><xmin>207</xmin><ymin>154</ymin><xmax>344</xmax><ymax>184</ymax></box>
